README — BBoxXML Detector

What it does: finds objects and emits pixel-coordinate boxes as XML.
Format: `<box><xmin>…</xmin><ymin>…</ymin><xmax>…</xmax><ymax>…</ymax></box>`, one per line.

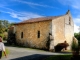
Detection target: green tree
<box><xmin>0</xmin><ymin>20</ymin><xmax>4</xmax><ymax>33</ymax></box>
<box><xmin>2</xmin><ymin>20</ymin><xmax>9</xmax><ymax>28</ymax></box>
<box><xmin>74</xmin><ymin>33</ymin><xmax>80</xmax><ymax>46</ymax></box>
<box><xmin>0</xmin><ymin>20</ymin><xmax>15</xmax><ymax>40</ymax></box>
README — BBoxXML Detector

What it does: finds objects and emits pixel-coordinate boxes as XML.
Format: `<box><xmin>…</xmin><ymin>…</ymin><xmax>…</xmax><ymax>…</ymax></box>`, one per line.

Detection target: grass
<box><xmin>2</xmin><ymin>48</ymin><xmax>9</xmax><ymax>57</ymax></box>
<box><xmin>45</xmin><ymin>55</ymin><xmax>72</xmax><ymax>60</ymax></box>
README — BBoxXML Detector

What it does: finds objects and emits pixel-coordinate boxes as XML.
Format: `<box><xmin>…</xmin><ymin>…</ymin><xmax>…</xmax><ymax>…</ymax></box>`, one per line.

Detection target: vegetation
<box><xmin>0</xmin><ymin>20</ymin><xmax>14</xmax><ymax>40</ymax></box>
<box><xmin>2</xmin><ymin>48</ymin><xmax>9</xmax><ymax>57</ymax></box>
<box><xmin>71</xmin><ymin>36</ymin><xmax>80</xmax><ymax>60</ymax></box>
<box><xmin>55</xmin><ymin>41</ymin><xmax>69</xmax><ymax>52</ymax></box>
<box><xmin>0</xmin><ymin>20</ymin><xmax>9</xmax><ymax>33</ymax></box>
<box><xmin>7</xmin><ymin>32</ymin><xmax>16</xmax><ymax>45</ymax></box>
<box><xmin>71</xmin><ymin>38</ymin><xmax>78</xmax><ymax>51</ymax></box>
<box><xmin>74</xmin><ymin>33</ymin><xmax>80</xmax><ymax>46</ymax></box>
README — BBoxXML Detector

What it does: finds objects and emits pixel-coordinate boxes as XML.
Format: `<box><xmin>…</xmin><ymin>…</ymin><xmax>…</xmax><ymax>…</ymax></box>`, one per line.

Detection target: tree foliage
<box><xmin>7</xmin><ymin>32</ymin><xmax>16</xmax><ymax>45</ymax></box>
<box><xmin>0</xmin><ymin>20</ymin><xmax>14</xmax><ymax>40</ymax></box>
<box><xmin>54</xmin><ymin>41</ymin><xmax>69</xmax><ymax>52</ymax></box>
<box><xmin>0</xmin><ymin>20</ymin><xmax>9</xmax><ymax>33</ymax></box>
<box><xmin>74</xmin><ymin>33</ymin><xmax>80</xmax><ymax>46</ymax></box>
<box><xmin>74</xmin><ymin>33</ymin><xmax>80</xmax><ymax>41</ymax></box>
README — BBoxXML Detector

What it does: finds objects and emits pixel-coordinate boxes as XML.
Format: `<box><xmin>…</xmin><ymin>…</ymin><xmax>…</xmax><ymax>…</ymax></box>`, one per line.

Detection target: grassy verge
<box><xmin>2</xmin><ymin>48</ymin><xmax>9</xmax><ymax>57</ymax></box>
<box><xmin>45</xmin><ymin>55</ymin><xmax>72</xmax><ymax>60</ymax></box>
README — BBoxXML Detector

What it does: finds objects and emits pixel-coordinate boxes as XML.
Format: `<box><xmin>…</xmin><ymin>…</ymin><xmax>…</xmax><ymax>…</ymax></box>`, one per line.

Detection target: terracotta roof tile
<box><xmin>15</xmin><ymin>16</ymin><xmax>62</xmax><ymax>25</ymax></box>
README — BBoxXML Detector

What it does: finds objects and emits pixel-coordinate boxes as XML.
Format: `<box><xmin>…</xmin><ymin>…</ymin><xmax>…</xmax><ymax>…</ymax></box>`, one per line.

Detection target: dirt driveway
<box><xmin>1</xmin><ymin>45</ymin><xmax>71</xmax><ymax>60</ymax></box>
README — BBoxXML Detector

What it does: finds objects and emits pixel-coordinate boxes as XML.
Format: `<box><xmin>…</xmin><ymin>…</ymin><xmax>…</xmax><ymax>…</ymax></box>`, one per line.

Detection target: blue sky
<box><xmin>0</xmin><ymin>0</ymin><xmax>80</xmax><ymax>33</ymax></box>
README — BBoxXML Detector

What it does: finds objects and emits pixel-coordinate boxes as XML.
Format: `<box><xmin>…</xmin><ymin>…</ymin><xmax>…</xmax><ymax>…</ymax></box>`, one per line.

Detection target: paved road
<box><xmin>1</xmin><ymin>46</ymin><xmax>71</xmax><ymax>60</ymax></box>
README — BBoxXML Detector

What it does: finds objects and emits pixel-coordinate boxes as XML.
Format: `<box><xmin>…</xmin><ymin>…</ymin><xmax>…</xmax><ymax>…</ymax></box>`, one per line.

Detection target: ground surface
<box><xmin>1</xmin><ymin>43</ymin><xmax>71</xmax><ymax>60</ymax></box>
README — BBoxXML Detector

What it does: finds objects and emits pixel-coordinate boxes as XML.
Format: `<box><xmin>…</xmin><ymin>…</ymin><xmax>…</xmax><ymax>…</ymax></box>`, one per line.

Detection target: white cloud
<box><xmin>0</xmin><ymin>6</ymin><xmax>15</xmax><ymax>12</ymax></box>
<box><xmin>0</xmin><ymin>6</ymin><xmax>43</xmax><ymax>21</ymax></box>
<box><xmin>73</xmin><ymin>17</ymin><xmax>80</xmax><ymax>25</ymax></box>
<box><xmin>58</xmin><ymin>0</ymin><xmax>80</xmax><ymax>9</ymax></box>
<box><xmin>7</xmin><ymin>11</ymin><xmax>43</xmax><ymax>21</ymax></box>
<box><xmin>73</xmin><ymin>16</ymin><xmax>80</xmax><ymax>33</ymax></box>
<box><xmin>74</xmin><ymin>24</ymin><xmax>79</xmax><ymax>33</ymax></box>
<box><xmin>14</xmin><ymin>0</ymin><xmax>58</xmax><ymax>9</ymax></box>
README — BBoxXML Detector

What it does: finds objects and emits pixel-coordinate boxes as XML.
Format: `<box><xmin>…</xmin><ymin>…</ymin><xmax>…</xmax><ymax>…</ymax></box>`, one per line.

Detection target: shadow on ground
<box><xmin>10</xmin><ymin>54</ymin><xmax>50</xmax><ymax>60</ymax></box>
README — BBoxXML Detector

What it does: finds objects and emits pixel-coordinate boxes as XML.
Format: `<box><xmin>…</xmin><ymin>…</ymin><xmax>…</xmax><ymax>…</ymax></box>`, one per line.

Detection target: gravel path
<box><xmin>0</xmin><ymin>46</ymin><xmax>71</xmax><ymax>60</ymax></box>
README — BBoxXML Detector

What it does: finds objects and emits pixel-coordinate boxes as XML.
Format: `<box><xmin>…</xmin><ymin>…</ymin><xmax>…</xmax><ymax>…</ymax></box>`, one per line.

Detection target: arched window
<box><xmin>21</xmin><ymin>32</ymin><xmax>23</xmax><ymax>38</ymax></box>
<box><xmin>38</xmin><ymin>31</ymin><xmax>40</xmax><ymax>38</ymax></box>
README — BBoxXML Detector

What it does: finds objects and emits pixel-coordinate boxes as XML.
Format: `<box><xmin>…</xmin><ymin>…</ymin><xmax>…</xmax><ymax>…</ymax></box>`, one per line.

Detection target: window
<box><xmin>69</xmin><ymin>17</ymin><xmax>71</xmax><ymax>25</ymax></box>
<box><xmin>38</xmin><ymin>31</ymin><xmax>40</xmax><ymax>38</ymax></box>
<box><xmin>21</xmin><ymin>32</ymin><xmax>23</xmax><ymax>38</ymax></box>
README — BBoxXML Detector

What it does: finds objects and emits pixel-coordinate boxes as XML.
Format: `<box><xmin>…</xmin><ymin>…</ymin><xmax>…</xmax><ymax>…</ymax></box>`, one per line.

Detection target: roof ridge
<box><xmin>15</xmin><ymin>15</ymin><xmax>64</xmax><ymax>25</ymax></box>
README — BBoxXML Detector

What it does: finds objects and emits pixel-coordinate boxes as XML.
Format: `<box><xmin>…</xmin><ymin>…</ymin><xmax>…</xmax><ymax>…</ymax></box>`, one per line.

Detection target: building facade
<box><xmin>14</xmin><ymin>10</ymin><xmax>74</xmax><ymax>50</ymax></box>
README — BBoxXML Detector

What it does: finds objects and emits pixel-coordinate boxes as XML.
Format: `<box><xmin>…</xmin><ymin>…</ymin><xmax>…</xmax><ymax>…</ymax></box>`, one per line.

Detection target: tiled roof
<box><xmin>15</xmin><ymin>16</ymin><xmax>62</xmax><ymax>25</ymax></box>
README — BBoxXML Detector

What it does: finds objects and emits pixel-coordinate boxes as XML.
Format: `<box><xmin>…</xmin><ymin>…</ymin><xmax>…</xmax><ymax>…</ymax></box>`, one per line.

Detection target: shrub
<box><xmin>74</xmin><ymin>33</ymin><xmax>80</xmax><ymax>46</ymax></box>
<box><xmin>71</xmin><ymin>38</ymin><xmax>78</xmax><ymax>51</ymax></box>
<box><xmin>55</xmin><ymin>41</ymin><xmax>69</xmax><ymax>52</ymax></box>
<box><xmin>0</xmin><ymin>34</ymin><xmax>4</xmax><ymax>38</ymax></box>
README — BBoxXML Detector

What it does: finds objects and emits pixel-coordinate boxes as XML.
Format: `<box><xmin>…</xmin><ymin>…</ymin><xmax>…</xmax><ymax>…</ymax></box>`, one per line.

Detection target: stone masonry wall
<box><xmin>52</xmin><ymin>15</ymin><xmax>74</xmax><ymax>50</ymax></box>
<box><xmin>52</xmin><ymin>17</ymin><xmax>65</xmax><ymax>47</ymax></box>
<box><xmin>15</xmin><ymin>21</ymin><xmax>52</xmax><ymax>49</ymax></box>
<box><xmin>64</xmin><ymin>14</ymin><xmax>74</xmax><ymax>50</ymax></box>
